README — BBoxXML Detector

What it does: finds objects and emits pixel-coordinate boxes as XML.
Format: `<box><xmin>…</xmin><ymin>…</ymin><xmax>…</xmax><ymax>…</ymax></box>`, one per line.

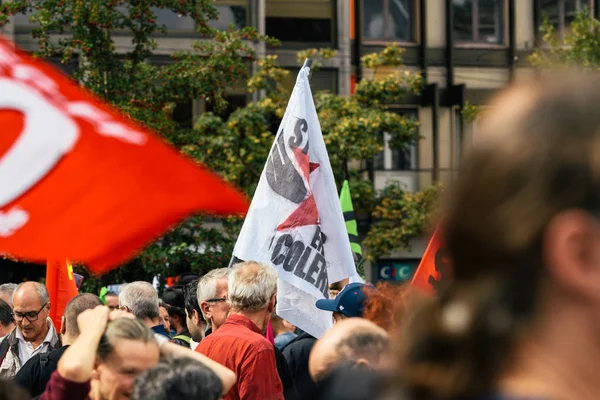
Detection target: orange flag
<box><xmin>410</xmin><ymin>227</ymin><xmax>451</xmax><ymax>294</ymax></box>
<box><xmin>46</xmin><ymin>259</ymin><xmax>79</xmax><ymax>329</ymax></box>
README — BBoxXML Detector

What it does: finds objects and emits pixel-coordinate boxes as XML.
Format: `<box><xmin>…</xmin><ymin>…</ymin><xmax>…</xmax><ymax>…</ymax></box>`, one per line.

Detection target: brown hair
<box><xmin>397</xmin><ymin>72</ymin><xmax>600</xmax><ymax>400</ymax></box>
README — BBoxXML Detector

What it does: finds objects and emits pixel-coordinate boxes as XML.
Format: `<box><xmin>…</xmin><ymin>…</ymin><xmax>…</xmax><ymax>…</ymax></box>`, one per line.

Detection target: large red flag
<box><xmin>46</xmin><ymin>260</ymin><xmax>79</xmax><ymax>329</ymax></box>
<box><xmin>410</xmin><ymin>227</ymin><xmax>451</xmax><ymax>294</ymax></box>
<box><xmin>0</xmin><ymin>37</ymin><xmax>248</xmax><ymax>274</ymax></box>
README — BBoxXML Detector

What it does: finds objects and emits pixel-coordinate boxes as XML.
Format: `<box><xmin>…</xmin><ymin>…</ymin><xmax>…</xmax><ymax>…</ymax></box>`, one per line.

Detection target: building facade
<box><xmin>2</xmin><ymin>0</ymin><xmax>594</xmax><ymax>282</ymax></box>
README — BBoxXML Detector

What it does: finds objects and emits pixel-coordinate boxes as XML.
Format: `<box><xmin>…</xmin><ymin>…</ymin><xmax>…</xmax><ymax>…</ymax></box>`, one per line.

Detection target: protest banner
<box><xmin>46</xmin><ymin>259</ymin><xmax>78</xmax><ymax>329</ymax></box>
<box><xmin>231</xmin><ymin>62</ymin><xmax>357</xmax><ymax>338</ymax></box>
<box><xmin>410</xmin><ymin>227</ymin><xmax>450</xmax><ymax>293</ymax></box>
<box><xmin>0</xmin><ymin>37</ymin><xmax>248</xmax><ymax>273</ymax></box>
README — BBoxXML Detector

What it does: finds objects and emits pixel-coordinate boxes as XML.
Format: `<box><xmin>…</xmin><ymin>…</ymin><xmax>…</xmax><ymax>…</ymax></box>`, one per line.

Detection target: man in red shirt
<box><xmin>197</xmin><ymin>261</ymin><xmax>284</xmax><ymax>400</ymax></box>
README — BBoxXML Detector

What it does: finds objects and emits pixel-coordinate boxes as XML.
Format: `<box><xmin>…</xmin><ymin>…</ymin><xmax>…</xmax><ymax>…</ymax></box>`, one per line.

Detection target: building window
<box><xmin>363</xmin><ymin>0</ymin><xmax>413</xmax><ymax>42</ymax></box>
<box><xmin>374</xmin><ymin>109</ymin><xmax>418</xmax><ymax>171</ymax></box>
<box><xmin>209</xmin><ymin>1</ymin><xmax>249</xmax><ymax>31</ymax></box>
<box><xmin>540</xmin><ymin>0</ymin><xmax>590</xmax><ymax>41</ymax></box>
<box><xmin>453</xmin><ymin>0</ymin><xmax>504</xmax><ymax>44</ymax></box>
<box><xmin>266</xmin><ymin>0</ymin><xmax>335</xmax><ymax>45</ymax></box>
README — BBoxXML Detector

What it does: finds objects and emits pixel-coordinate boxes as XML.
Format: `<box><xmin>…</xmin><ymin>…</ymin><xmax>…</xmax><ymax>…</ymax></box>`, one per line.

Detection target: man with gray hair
<box><xmin>0</xmin><ymin>283</ymin><xmax>18</xmax><ymax>309</ymax></box>
<box><xmin>119</xmin><ymin>281</ymin><xmax>171</xmax><ymax>340</ymax></box>
<box><xmin>197</xmin><ymin>261</ymin><xmax>283</xmax><ymax>400</ymax></box>
<box><xmin>0</xmin><ymin>282</ymin><xmax>61</xmax><ymax>379</ymax></box>
<box><xmin>197</xmin><ymin>268</ymin><xmax>230</xmax><ymax>335</ymax></box>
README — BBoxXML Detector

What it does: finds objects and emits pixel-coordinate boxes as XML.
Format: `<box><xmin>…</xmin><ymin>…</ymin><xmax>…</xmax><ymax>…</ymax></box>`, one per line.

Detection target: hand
<box><xmin>77</xmin><ymin>305</ymin><xmax>110</xmax><ymax>338</ymax></box>
<box><xmin>109</xmin><ymin>309</ymin><xmax>135</xmax><ymax>321</ymax></box>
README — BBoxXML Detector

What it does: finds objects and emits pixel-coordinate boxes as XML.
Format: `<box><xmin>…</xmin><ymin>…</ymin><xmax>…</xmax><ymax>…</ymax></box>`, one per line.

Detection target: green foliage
<box><xmin>529</xmin><ymin>8</ymin><xmax>600</xmax><ymax>68</ymax></box>
<box><xmin>462</xmin><ymin>100</ymin><xmax>482</xmax><ymax>124</ymax></box>
<box><xmin>364</xmin><ymin>183</ymin><xmax>442</xmax><ymax>260</ymax></box>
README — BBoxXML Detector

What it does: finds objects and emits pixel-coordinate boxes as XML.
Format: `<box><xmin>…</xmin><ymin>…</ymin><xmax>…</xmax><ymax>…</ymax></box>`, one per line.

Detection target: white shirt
<box><xmin>190</xmin><ymin>338</ymin><xmax>200</xmax><ymax>350</ymax></box>
<box><xmin>16</xmin><ymin>320</ymin><xmax>54</xmax><ymax>366</ymax></box>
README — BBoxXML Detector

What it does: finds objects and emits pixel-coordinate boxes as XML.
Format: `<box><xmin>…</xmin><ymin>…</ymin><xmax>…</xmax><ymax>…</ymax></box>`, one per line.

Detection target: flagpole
<box><xmin>302</xmin><ymin>58</ymin><xmax>313</xmax><ymax>80</ymax></box>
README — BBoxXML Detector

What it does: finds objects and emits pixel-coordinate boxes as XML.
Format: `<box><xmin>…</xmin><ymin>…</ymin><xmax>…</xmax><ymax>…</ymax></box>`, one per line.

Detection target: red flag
<box><xmin>410</xmin><ymin>227</ymin><xmax>451</xmax><ymax>294</ymax></box>
<box><xmin>0</xmin><ymin>37</ymin><xmax>248</xmax><ymax>274</ymax></box>
<box><xmin>46</xmin><ymin>259</ymin><xmax>79</xmax><ymax>329</ymax></box>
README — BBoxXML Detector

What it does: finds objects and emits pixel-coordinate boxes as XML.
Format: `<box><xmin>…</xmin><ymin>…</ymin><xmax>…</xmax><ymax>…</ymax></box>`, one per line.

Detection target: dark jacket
<box><xmin>274</xmin><ymin>345</ymin><xmax>300</xmax><ymax>400</ymax></box>
<box><xmin>171</xmin><ymin>329</ymin><xmax>192</xmax><ymax>348</ymax></box>
<box><xmin>281</xmin><ymin>333</ymin><xmax>317</xmax><ymax>400</ymax></box>
<box><xmin>15</xmin><ymin>345</ymin><xmax>69</xmax><ymax>399</ymax></box>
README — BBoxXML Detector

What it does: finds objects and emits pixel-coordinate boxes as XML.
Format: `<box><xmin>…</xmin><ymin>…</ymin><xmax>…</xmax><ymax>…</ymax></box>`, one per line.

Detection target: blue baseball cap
<box><xmin>315</xmin><ymin>283</ymin><xmax>371</xmax><ymax>318</ymax></box>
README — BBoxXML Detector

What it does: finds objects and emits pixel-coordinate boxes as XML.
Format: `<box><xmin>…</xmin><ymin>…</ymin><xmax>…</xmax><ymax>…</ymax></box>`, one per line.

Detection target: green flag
<box><xmin>99</xmin><ymin>287</ymin><xmax>109</xmax><ymax>305</ymax></box>
<box><xmin>340</xmin><ymin>180</ymin><xmax>364</xmax><ymax>277</ymax></box>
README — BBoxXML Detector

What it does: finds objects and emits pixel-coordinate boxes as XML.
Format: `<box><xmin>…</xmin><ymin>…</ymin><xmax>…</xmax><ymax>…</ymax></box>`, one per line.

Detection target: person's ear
<box><xmin>91</xmin><ymin>363</ymin><xmax>101</xmax><ymax>380</ymax></box>
<box><xmin>60</xmin><ymin>316</ymin><xmax>66</xmax><ymax>335</ymax></box>
<box><xmin>267</xmin><ymin>293</ymin><xmax>276</xmax><ymax>313</ymax></box>
<box><xmin>46</xmin><ymin>301</ymin><xmax>51</xmax><ymax>312</ymax></box>
<box><xmin>544</xmin><ymin>210</ymin><xmax>600</xmax><ymax>300</ymax></box>
<box><xmin>200</xmin><ymin>302</ymin><xmax>211</xmax><ymax>319</ymax></box>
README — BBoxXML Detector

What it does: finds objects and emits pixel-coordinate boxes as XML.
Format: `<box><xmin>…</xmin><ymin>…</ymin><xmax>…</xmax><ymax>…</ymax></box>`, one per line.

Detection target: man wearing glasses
<box><xmin>197</xmin><ymin>268</ymin><xmax>231</xmax><ymax>335</ymax></box>
<box><xmin>0</xmin><ymin>282</ymin><xmax>61</xmax><ymax>379</ymax></box>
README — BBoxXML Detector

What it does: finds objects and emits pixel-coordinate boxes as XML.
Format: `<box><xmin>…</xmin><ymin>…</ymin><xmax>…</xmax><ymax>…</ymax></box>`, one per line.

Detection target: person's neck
<box><xmin>61</xmin><ymin>333</ymin><xmax>76</xmax><ymax>346</ymax></box>
<box><xmin>499</xmin><ymin>299</ymin><xmax>600</xmax><ymax>400</ymax></box>
<box><xmin>29</xmin><ymin>323</ymin><xmax>50</xmax><ymax>348</ymax></box>
<box><xmin>230</xmin><ymin>310</ymin><xmax>268</xmax><ymax>332</ymax></box>
<box><xmin>144</xmin><ymin>318</ymin><xmax>161</xmax><ymax>329</ymax></box>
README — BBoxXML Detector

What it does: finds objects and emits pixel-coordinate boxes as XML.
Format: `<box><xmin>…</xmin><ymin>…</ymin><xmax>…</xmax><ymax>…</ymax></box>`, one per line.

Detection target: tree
<box><xmin>1</xmin><ymin>2</ymin><xmax>440</xmax><ymax>290</ymax></box>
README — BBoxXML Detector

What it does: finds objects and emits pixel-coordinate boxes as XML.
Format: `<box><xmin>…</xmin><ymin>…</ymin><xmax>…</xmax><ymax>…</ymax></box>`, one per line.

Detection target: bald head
<box><xmin>309</xmin><ymin>318</ymin><xmax>390</xmax><ymax>381</ymax></box>
<box><xmin>13</xmin><ymin>282</ymin><xmax>49</xmax><ymax>307</ymax></box>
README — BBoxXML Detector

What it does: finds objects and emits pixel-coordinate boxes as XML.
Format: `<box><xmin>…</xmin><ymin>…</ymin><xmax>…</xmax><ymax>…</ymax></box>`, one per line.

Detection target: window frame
<box><xmin>538</xmin><ymin>0</ymin><xmax>594</xmax><ymax>43</ymax></box>
<box><xmin>453</xmin><ymin>0</ymin><xmax>507</xmax><ymax>48</ymax></box>
<box><xmin>361</xmin><ymin>0</ymin><xmax>419</xmax><ymax>46</ymax></box>
<box><xmin>374</xmin><ymin>108</ymin><xmax>419</xmax><ymax>172</ymax></box>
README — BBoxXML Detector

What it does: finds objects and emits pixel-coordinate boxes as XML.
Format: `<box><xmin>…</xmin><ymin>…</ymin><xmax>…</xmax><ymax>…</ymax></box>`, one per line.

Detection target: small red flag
<box><xmin>0</xmin><ymin>37</ymin><xmax>248</xmax><ymax>273</ymax></box>
<box><xmin>410</xmin><ymin>227</ymin><xmax>451</xmax><ymax>294</ymax></box>
<box><xmin>46</xmin><ymin>260</ymin><xmax>79</xmax><ymax>329</ymax></box>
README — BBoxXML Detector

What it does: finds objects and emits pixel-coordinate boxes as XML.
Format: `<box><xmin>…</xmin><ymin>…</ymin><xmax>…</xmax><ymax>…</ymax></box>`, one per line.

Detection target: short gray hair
<box><xmin>0</xmin><ymin>283</ymin><xmax>17</xmax><ymax>302</ymax></box>
<box><xmin>228</xmin><ymin>262</ymin><xmax>277</xmax><ymax>312</ymax></box>
<box><xmin>119</xmin><ymin>281</ymin><xmax>159</xmax><ymax>321</ymax></box>
<box><xmin>197</xmin><ymin>268</ymin><xmax>230</xmax><ymax>321</ymax></box>
<box><xmin>13</xmin><ymin>282</ymin><xmax>49</xmax><ymax>305</ymax></box>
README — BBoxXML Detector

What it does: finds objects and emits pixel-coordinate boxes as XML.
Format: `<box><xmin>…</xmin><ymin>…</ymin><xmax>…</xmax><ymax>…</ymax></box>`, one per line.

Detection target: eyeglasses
<box><xmin>205</xmin><ymin>298</ymin><xmax>227</xmax><ymax>303</ymax></box>
<box><xmin>14</xmin><ymin>302</ymin><xmax>49</xmax><ymax>323</ymax></box>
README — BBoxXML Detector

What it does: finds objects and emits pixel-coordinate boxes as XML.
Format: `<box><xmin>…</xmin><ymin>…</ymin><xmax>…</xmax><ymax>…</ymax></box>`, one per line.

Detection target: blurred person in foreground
<box><xmin>0</xmin><ymin>379</ymin><xmax>29</xmax><ymax>400</ymax></box>
<box><xmin>40</xmin><ymin>306</ymin><xmax>235</xmax><ymax>400</ymax></box>
<box><xmin>0</xmin><ymin>283</ymin><xmax>18</xmax><ymax>309</ymax></box>
<box><xmin>197</xmin><ymin>268</ymin><xmax>231</xmax><ymax>335</ymax></box>
<box><xmin>119</xmin><ymin>281</ymin><xmax>170</xmax><ymax>340</ymax></box>
<box><xmin>15</xmin><ymin>294</ymin><xmax>102</xmax><ymax>398</ymax></box>
<box><xmin>0</xmin><ymin>300</ymin><xmax>15</xmax><ymax>343</ymax></box>
<box><xmin>0</xmin><ymin>282</ymin><xmax>61</xmax><ymax>379</ymax></box>
<box><xmin>398</xmin><ymin>73</ymin><xmax>600</xmax><ymax>400</ymax></box>
<box><xmin>183</xmin><ymin>278</ymin><xmax>206</xmax><ymax>349</ymax></box>
<box><xmin>132</xmin><ymin>357</ymin><xmax>222</xmax><ymax>400</ymax></box>
<box><xmin>309</xmin><ymin>318</ymin><xmax>390</xmax><ymax>400</ymax></box>
<box><xmin>197</xmin><ymin>261</ymin><xmax>283</xmax><ymax>400</ymax></box>
<box><xmin>162</xmin><ymin>287</ymin><xmax>192</xmax><ymax>347</ymax></box>
<box><xmin>309</xmin><ymin>318</ymin><xmax>390</xmax><ymax>382</ymax></box>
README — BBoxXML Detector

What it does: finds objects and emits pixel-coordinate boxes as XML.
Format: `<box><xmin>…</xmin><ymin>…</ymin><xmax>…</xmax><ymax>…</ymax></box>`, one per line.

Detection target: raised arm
<box><xmin>158</xmin><ymin>340</ymin><xmax>236</xmax><ymax>394</ymax></box>
<box><xmin>57</xmin><ymin>306</ymin><xmax>109</xmax><ymax>383</ymax></box>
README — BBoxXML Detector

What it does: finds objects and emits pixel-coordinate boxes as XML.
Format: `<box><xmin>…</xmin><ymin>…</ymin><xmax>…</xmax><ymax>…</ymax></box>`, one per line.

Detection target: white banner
<box><xmin>231</xmin><ymin>66</ymin><xmax>357</xmax><ymax>338</ymax></box>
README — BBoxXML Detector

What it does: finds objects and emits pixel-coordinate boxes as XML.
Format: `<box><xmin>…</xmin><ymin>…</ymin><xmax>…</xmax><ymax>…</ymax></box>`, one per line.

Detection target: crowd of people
<box><xmin>2</xmin><ymin>72</ymin><xmax>600</xmax><ymax>400</ymax></box>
